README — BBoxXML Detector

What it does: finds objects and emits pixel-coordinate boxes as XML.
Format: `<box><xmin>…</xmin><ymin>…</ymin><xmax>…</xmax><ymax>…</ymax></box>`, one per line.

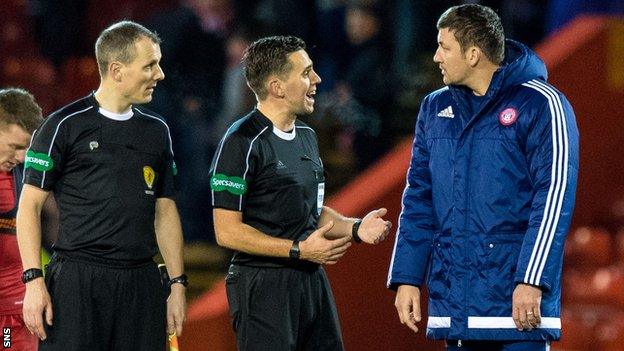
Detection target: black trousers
<box><xmin>39</xmin><ymin>255</ymin><xmax>166</xmax><ymax>351</ymax></box>
<box><xmin>226</xmin><ymin>264</ymin><xmax>344</xmax><ymax>351</ymax></box>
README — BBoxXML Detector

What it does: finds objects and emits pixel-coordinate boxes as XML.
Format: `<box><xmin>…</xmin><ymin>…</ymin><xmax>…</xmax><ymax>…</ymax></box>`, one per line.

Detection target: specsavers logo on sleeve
<box><xmin>211</xmin><ymin>173</ymin><xmax>247</xmax><ymax>195</ymax></box>
<box><xmin>24</xmin><ymin>151</ymin><xmax>54</xmax><ymax>172</ymax></box>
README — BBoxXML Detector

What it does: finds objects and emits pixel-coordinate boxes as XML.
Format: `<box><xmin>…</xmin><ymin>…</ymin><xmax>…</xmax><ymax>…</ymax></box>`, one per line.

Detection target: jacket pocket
<box><xmin>427</xmin><ymin>233</ymin><xmax>453</xmax><ymax>302</ymax></box>
<box><xmin>482</xmin><ymin>232</ymin><xmax>524</xmax><ymax>306</ymax></box>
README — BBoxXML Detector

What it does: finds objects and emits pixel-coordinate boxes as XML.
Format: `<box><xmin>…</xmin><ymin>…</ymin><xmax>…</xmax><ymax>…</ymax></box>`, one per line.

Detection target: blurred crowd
<box><xmin>3</xmin><ymin>0</ymin><xmax>622</xmax><ymax>242</ymax></box>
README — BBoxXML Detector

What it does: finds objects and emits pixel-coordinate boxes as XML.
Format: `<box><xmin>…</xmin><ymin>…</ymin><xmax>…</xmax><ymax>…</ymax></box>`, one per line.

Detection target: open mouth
<box><xmin>306</xmin><ymin>91</ymin><xmax>316</xmax><ymax>102</ymax></box>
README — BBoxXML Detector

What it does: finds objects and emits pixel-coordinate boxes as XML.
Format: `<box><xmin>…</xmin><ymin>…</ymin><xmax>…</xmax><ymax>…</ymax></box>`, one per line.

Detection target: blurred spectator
<box><xmin>211</xmin><ymin>25</ymin><xmax>262</xmax><ymax>144</ymax></box>
<box><xmin>391</xmin><ymin>0</ymin><xmax>443</xmax><ymax>82</ymax></box>
<box><xmin>146</xmin><ymin>4</ymin><xmax>226</xmax><ymax>242</ymax></box>
<box><xmin>185</xmin><ymin>0</ymin><xmax>235</xmax><ymax>37</ymax></box>
<box><xmin>328</xmin><ymin>1</ymin><xmax>395</xmax><ymax>171</ymax></box>
<box><xmin>313</xmin><ymin>0</ymin><xmax>350</xmax><ymax>93</ymax></box>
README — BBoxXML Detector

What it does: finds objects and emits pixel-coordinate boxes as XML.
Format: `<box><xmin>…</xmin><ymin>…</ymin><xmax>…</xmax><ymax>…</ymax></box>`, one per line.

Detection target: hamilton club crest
<box><xmin>499</xmin><ymin>107</ymin><xmax>519</xmax><ymax>126</ymax></box>
<box><xmin>143</xmin><ymin>166</ymin><xmax>155</xmax><ymax>194</ymax></box>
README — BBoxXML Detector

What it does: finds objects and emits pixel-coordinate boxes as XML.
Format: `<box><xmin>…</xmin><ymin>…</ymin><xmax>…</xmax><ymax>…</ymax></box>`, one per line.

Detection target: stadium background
<box><xmin>1</xmin><ymin>0</ymin><xmax>623</xmax><ymax>349</ymax></box>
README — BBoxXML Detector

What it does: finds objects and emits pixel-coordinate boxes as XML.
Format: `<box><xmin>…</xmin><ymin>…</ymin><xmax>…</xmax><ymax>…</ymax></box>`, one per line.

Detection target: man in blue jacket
<box><xmin>387</xmin><ymin>4</ymin><xmax>578</xmax><ymax>351</ymax></box>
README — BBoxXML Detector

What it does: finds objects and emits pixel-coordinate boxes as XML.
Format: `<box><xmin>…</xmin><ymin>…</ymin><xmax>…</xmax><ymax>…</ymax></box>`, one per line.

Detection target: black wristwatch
<box><xmin>289</xmin><ymin>240</ymin><xmax>301</xmax><ymax>260</ymax></box>
<box><xmin>22</xmin><ymin>268</ymin><xmax>43</xmax><ymax>284</ymax></box>
<box><xmin>168</xmin><ymin>274</ymin><xmax>189</xmax><ymax>288</ymax></box>
<box><xmin>352</xmin><ymin>219</ymin><xmax>363</xmax><ymax>243</ymax></box>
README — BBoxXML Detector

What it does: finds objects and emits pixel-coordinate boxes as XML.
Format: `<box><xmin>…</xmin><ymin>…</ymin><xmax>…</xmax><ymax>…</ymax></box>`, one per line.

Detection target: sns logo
<box><xmin>25</xmin><ymin>150</ymin><xmax>54</xmax><ymax>171</ymax></box>
<box><xmin>211</xmin><ymin>174</ymin><xmax>247</xmax><ymax>195</ymax></box>
<box><xmin>3</xmin><ymin>327</ymin><xmax>11</xmax><ymax>348</ymax></box>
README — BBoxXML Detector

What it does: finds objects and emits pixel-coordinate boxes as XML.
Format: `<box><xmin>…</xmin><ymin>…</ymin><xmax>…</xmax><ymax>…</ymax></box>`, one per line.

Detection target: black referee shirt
<box><xmin>210</xmin><ymin>109</ymin><xmax>325</xmax><ymax>267</ymax></box>
<box><xmin>23</xmin><ymin>93</ymin><xmax>176</xmax><ymax>264</ymax></box>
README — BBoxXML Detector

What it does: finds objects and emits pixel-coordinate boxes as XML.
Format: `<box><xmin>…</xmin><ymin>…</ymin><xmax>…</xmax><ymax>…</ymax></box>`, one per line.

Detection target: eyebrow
<box><xmin>10</xmin><ymin>142</ymin><xmax>29</xmax><ymax>148</ymax></box>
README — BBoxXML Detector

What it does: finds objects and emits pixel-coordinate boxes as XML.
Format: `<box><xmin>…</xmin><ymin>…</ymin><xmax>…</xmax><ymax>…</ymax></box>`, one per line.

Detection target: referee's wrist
<box><xmin>168</xmin><ymin>274</ymin><xmax>188</xmax><ymax>288</ymax></box>
<box><xmin>170</xmin><ymin>283</ymin><xmax>186</xmax><ymax>291</ymax></box>
<box><xmin>289</xmin><ymin>240</ymin><xmax>301</xmax><ymax>260</ymax></box>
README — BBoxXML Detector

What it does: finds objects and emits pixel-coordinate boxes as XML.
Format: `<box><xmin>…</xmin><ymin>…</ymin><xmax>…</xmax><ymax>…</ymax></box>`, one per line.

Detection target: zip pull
<box><xmin>458</xmin><ymin>340</ymin><xmax>462</xmax><ymax>347</ymax></box>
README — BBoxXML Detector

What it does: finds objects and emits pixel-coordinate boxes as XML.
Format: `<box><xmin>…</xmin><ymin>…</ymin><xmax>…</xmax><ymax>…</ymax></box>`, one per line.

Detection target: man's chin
<box><xmin>132</xmin><ymin>95</ymin><xmax>153</xmax><ymax>105</ymax></box>
<box><xmin>302</xmin><ymin>104</ymin><xmax>315</xmax><ymax>115</ymax></box>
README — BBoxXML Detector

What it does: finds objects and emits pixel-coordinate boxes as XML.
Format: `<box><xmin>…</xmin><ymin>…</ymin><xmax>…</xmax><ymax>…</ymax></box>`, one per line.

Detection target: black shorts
<box><xmin>226</xmin><ymin>264</ymin><xmax>344</xmax><ymax>351</ymax></box>
<box><xmin>39</xmin><ymin>255</ymin><xmax>166</xmax><ymax>351</ymax></box>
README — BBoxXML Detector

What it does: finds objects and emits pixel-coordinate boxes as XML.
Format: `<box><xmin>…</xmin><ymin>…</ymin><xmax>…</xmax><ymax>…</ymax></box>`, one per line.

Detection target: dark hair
<box><xmin>437</xmin><ymin>4</ymin><xmax>505</xmax><ymax>65</ymax></box>
<box><xmin>95</xmin><ymin>20</ymin><xmax>161</xmax><ymax>77</ymax></box>
<box><xmin>243</xmin><ymin>36</ymin><xmax>306</xmax><ymax>100</ymax></box>
<box><xmin>0</xmin><ymin>88</ymin><xmax>43</xmax><ymax>134</ymax></box>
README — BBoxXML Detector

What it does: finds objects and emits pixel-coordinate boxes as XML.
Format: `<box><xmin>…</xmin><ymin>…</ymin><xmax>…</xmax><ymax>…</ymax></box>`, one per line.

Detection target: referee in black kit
<box><xmin>16</xmin><ymin>21</ymin><xmax>186</xmax><ymax>350</ymax></box>
<box><xmin>211</xmin><ymin>35</ymin><xmax>392</xmax><ymax>350</ymax></box>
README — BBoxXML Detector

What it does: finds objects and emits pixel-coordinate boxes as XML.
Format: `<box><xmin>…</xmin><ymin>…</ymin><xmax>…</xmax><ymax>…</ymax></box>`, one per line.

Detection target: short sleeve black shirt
<box><xmin>210</xmin><ymin>110</ymin><xmax>325</xmax><ymax>267</ymax></box>
<box><xmin>23</xmin><ymin>93</ymin><xmax>176</xmax><ymax>263</ymax></box>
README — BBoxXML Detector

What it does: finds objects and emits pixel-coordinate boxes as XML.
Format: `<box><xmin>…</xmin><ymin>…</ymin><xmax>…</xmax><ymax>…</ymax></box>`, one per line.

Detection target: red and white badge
<box><xmin>499</xmin><ymin>107</ymin><xmax>518</xmax><ymax>126</ymax></box>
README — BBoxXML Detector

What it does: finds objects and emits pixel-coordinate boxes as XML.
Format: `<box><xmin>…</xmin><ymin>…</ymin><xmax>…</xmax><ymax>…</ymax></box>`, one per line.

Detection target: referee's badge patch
<box><xmin>143</xmin><ymin>166</ymin><xmax>155</xmax><ymax>194</ymax></box>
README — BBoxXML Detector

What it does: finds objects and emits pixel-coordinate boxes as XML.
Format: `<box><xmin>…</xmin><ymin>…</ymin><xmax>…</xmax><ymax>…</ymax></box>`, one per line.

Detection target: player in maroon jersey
<box><xmin>0</xmin><ymin>88</ymin><xmax>44</xmax><ymax>351</ymax></box>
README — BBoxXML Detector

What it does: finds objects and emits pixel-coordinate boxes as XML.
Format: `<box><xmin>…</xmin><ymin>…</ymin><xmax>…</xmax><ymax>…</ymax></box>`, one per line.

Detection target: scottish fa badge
<box><xmin>143</xmin><ymin>166</ymin><xmax>155</xmax><ymax>195</ymax></box>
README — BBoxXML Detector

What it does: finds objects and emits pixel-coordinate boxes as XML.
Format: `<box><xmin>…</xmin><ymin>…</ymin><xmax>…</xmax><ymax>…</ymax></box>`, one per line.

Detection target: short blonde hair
<box><xmin>95</xmin><ymin>20</ymin><xmax>161</xmax><ymax>77</ymax></box>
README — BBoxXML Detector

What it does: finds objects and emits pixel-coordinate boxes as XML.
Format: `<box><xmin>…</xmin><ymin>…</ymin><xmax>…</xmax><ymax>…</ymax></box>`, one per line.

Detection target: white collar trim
<box><xmin>98</xmin><ymin>107</ymin><xmax>133</xmax><ymax>121</ymax></box>
<box><xmin>272</xmin><ymin>126</ymin><xmax>296</xmax><ymax>140</ymax></box>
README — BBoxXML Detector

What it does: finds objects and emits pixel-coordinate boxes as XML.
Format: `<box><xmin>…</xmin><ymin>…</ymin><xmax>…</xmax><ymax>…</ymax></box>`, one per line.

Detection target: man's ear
<box><xmin>109</xmin><ymin>61</ymin><xmax>123</xmax><ymax>82</ymax></box>
<box><xmin>268</xmin><ymin>77</ymin><xmax>285</xmax><ymax>98</ymax></box>
<box><xmin>467</xmin><ymin>46</ymin><xmax>481</xmax><ymax>67</ymax></box>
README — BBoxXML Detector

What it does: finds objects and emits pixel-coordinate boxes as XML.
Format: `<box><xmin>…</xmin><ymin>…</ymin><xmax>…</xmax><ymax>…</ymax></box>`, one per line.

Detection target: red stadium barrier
<box><xmin>179</xmin><ymin>280</ymin><xmax>236</xmax><ymax>351</ymax></box>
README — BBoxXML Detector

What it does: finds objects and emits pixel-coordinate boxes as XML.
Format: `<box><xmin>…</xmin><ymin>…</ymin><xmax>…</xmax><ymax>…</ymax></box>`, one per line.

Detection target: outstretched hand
<box><xmin>357</xmin><ymin>208</ymin><xmax>392</xmax><ymax>244</ymax></box>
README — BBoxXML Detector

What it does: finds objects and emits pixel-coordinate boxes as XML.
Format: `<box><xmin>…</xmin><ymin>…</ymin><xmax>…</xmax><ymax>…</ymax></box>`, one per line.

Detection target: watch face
<box><xmin>169</xmin><ymin>275</ymin><xmax>188</xmax><ymax>287</ymax></box>
<box><xmin>22</xmin><ymin>269</ymin><xmax>42</xmax><ymax>284</ymax></box>
<box><xmin>289</xmin><ymin>242</ymin><xmax>300</xmax><ymax>259</ymax></box>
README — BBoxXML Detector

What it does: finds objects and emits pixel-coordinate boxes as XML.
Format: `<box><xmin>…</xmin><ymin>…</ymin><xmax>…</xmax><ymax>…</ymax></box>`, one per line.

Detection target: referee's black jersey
<box><xmin>210</xmin><ymin>109</ymin><xmax>325</xmax><ymax>267</ymax></box>
<box><xmin>23</xmin><ymin>93</ymin><xmax>176</xmax><ymax>264</ymax></box>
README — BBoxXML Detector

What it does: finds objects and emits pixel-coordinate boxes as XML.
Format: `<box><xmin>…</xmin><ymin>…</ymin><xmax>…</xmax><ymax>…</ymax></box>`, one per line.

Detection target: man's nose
<box><xmin>15</xmin><ymin>149</ymin><xmax>26</xmax><ymax>164</ymax></box>
<box><xmin>433</xmin><ymin>48</ymin><xmax>442</xmax><ymax>63</ymax></box>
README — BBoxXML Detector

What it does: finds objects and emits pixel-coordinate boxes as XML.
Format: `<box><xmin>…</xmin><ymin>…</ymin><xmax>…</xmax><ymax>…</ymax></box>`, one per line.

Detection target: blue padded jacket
<box><xmin>387</xmin><ymin>40</ymin><xmax>579</xmax><ymax>341</ymax></box>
